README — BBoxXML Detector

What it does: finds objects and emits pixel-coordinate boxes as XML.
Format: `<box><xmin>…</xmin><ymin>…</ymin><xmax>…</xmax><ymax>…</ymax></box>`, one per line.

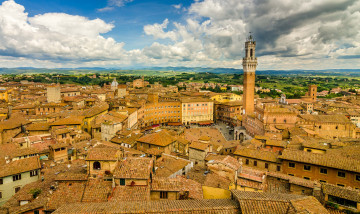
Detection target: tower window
<box><xmin>250</xmin><ymin>49</ymin><xmax>253</xmax><ymax>58</ymax></box>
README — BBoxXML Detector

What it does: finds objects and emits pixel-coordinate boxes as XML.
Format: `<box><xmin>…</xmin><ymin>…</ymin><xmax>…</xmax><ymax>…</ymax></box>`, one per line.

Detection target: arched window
<box><xmin>93</xmin><ymin>161</ymin><xmax>101</xmax><ymax>170</ymax></box>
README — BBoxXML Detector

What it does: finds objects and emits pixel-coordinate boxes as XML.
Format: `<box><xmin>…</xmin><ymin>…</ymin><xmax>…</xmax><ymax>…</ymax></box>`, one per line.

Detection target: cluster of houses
<box><xmin>0</xmin><ymin>76</ymin><xmax>360</xmax><ymax>213</ymax></box>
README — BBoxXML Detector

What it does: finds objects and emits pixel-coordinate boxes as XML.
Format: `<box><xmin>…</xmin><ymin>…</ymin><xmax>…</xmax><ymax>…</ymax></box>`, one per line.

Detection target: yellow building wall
<box><xmin>88</xmin><ymin>160</ymin><xmax>117</xmax><ymax>175</ymax></box>
<box><xmin>83</xmin><ymin>110</ymin><xmax>108</xmax><ymax>133</ymax></box>
<box><xmin>150</xmin><ymin>191</ymin><xmax>178</xmax><ymax>200</ymax></box>
<box><xmin>210</xmin><ymin>94</ymin><xmax>242</xmax><ymax>103</ymax></box>
<box><xmin>202</xmin><ymin>186</ymin><xmax>231</xmax><ymax>199</ymax></box>
<box><xmin>229</xmin><ymin>183</ymin><xmax>263</xmax><ymax>192</ymax></box>
<box><xmin>303</xmin><ymin>147</ymin><xmax>326</xmax><ymax>154</ymax></box>
<box><xmin>0</xmin><ymin>90</ymin><xmax>9</xmax><ymax>102</ymax></box>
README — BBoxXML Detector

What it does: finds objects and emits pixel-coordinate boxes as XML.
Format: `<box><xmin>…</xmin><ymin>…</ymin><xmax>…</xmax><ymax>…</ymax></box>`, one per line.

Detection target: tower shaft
<box><xmin>242</xmin><ymin>36</ymin><xmax>257</xmax><ymax>115</ymax></box>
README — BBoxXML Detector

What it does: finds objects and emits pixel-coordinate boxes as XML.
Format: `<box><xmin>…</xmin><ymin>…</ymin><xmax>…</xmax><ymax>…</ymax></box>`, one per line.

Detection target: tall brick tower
<box><xmin>243</xmin><ymin>34</ymin><xmax>257</xmax><ymax>115</ymax></box>
<box><xmin>308</xmin><ymin>85</ymin><xmax>317</xmax><ymax>102</ymax></box>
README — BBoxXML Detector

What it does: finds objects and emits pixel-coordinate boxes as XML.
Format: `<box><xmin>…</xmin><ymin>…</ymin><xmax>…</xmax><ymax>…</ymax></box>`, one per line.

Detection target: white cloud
<box><xmin>1</xmin><ymin>0</ymin><xmax>360</xmax><ymax>69</ymax></box>
<box><xmin>0</xmin><ymin>0</ymin><xmax>127</xmax><ymax>63</ymax></box>
<box><xmin>140</xmin><ymin>0</ymin><xmax>360</xmax><ymax>69</ymax></box>
<box><xmin>173</xmin><ymin>4</ymin><xmax>181</xmax><ymax>9</ymax></box>
<box><xmin>97</xmin><ymin>7</ymin><xmax>114</xmax><ymax>12</ymax></box>
<box><xmin>29</xmin><ymin>13</ymin><xmax>114</xmax><ymax>38</ymax></box>
<box><xmin>144</xmin><ymin>19</ymin><xmax>178</xmax><ymax>41</ymax></box>
<box><xmin>97</xmin><ymin>0</ymin><xmax>133</xmax><ymax>12</ymax></box>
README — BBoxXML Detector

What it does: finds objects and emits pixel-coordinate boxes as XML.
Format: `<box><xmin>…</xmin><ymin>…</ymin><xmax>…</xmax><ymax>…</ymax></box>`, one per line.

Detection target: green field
<box><xmin>1</xmin><ymin>69</ymin><xmax>359</xmax><ymax>99</ymax></box>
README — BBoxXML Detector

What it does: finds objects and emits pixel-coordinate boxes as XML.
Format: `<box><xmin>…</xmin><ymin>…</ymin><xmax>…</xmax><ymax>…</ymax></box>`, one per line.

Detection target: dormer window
<box><xmin>93</xmin><ymin>161</ymin><xmax>101</xmax><ymax>170</ymax></box>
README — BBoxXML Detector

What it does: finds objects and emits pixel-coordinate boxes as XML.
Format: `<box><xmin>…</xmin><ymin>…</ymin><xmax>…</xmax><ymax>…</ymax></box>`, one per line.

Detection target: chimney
<box><xmin>5</xmin><ymin>156</ymin><xmax>10</xmax><ymax>164</ymax></box>
<box><xmin>7</xmin><ymin>105</ymin><xmax>12</xmax><ymax>119</ymax></box>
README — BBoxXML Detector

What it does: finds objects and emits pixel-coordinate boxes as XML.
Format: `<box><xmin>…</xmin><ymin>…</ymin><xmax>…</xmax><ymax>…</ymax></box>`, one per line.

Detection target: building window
<box><xmin>319</xmin><ymin>180</ymin><xmax>327</xmax><ymax>183</ymax></box>
<box><xmin>30</xmin><ymin>170</ymin><xmax>38</xmax><ymax>177</ymax></box>
<box><xmin>15</xmin><ymin>187</ymin><xmax>21</xmax><ymax>193</ymax></box>
<box><xmin>320</xmin><ymin>168</ymin><xmax>328</xmax><ymax>174</ymax></box>
<box><xmin>0</xmin><ymin>178</ymin><xmax>3</xmax><ymax>185</ymax></box>
<box><xmin>288</xmin><ymin>174</ymin><xmax>294</xmax><ymax>176</ymax></box>
<box><xmin>288</xmin><ymin>162</ymin><xmax>295</xmax><ymax>168</ymax></box>
<box><xmin>303</xmin><ymin>177</ymin><xmax>310</xmax><ymax>180</ymax></box>
<box><xmin>120</xmin><ymin>179</ymin><xmax>125</xmax><ymax>186</ymax></box>
<box><xmin>0</xmin><ymin>192</ymin><xmax>2</xmax><ymax>198</ymax></box>
<box><xmin>254</xmin><ymin>161</ymin><xmax>257</xmax><ymax>166</ymax></box>
<box><xmin>337</xmin><ymin>184</ymin><xmax>345</xmax><ymax>187</ymax></box>
<box><xmin>338</xmin><ymin>171</ymin><xmax>346</xmax><ymax>178</ymax></box>
<box><xmin>303</xmin><ymin>165</ymin><xmax>311</xmax><ymax>171</ymax></box>
<box><xmin>265</xmin><ymin>163</ymin><xmax>269</xmax><ymax>169</ymax></box>
<box><xmin>245</xmin><ymin>159</ymin><xmax>249</xmax><ymax>165</ymax></box>
<box><xmin>328</xmin><ymin>195</ymin><xmax>356</xmax><ymax>208</ymax></box>
<box><xmin>276</xmin><ymin>166</ymin><xmax>281</xmax><ymax>171</ymax></box>
<box><xmin>13</xmin><ymin>174</ymin><xmax>22</xmax><ymax>181</ymax></box>
<box><xmin>356</xmin><ymin>175</ymin><xmax>360</xmax><ymax>182</ymax></box>
<box><xmin>160</xmin><ymin>191</ymin><xmax>168</xmax><ymax>199</ymax></box>
<box><xmin>93</xmin><ymin>162</ymin><xmax>101</xmax><ymax>170</ymax></box>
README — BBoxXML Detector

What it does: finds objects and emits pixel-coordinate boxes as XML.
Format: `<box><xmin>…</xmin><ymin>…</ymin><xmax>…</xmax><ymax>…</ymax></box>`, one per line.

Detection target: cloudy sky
<box><xmin>0</xmin><ymin>0</ymin><xmax>359</xmax><ymax>70</ymax></box>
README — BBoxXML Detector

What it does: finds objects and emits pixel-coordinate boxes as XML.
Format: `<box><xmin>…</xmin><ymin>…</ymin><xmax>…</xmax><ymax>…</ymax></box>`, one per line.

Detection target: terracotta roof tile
<box><xmin>55</xmin><ymin>172</ymin><xmax>88</xmax><ymax>181</ymax></box>
<box><xmin>46</xmin><ymin>182</ymin><xmax>86</xmax><ymax>211</ymax></box>
<box><xmin>290</xmin><ymin>196</ymin><xmax>329</xmax><ymax>214</ymax></box>
<box><xmin>110</xmin><ymin>186</ymin><xmax>150</xmax><ymax>201</ymax></box>
<box><xmin>151</xmin><ymin>178</ymin><xmax>183</xmax><ymax>192</ymax></box>
<box><xmin>85</xmin><ymin>147</ymin><xmax>121</xmax><ymax>161</ymax></box>
<box><xmin>267</xmin><ymin>171</ymin><xmax>317</xmax><ymax>189</ymax></box>
<box><xmin>0</xmin><ymin>156</ymin><xmax>41</xmax><ymax>178</ymax></box>
<box><xmin>113</xmin><ymin>157</ymin><xmax>153</xmax><ymax>179</ymax></box>
<box><xmin>137</xmin><ymin>130</ymin><xmax>175</xmax><ymax>147</ymax></box>
<box><xmin>299</xmin><ymin>114</ymin><xmax>351</xmax><ymax>124</ymax></box>
<box><xmin>231</xmin><ymin>190</ymin><xmax>321</xmax><ymax>214</ymax></box>
<box><xmin>175</xmin><ymin>176</ymin><xmax>203</xmax><ymax>199</ymax></box>
<box><xmin>50</xmin><ymin>116</ymin><xmax>84</xmax><ymax>126</ymax></box>
<box><xmin>189</xmin><ymin>141</ymin><xmax>210</xmax><ymax>151</ymax></box>
<box><xmin>203</xmin><ymin>172</ymin><xmax>231</xmax><ymax>189</ymax></box>
<box><xmin>322</xmin><ymin>183</ymin><xmax>360</xmax><ymax>202</ymax></box>
<box><xmin>279</xmin><ymin>149</ymin><xmax>360</xmax><ymax>173</ymax></box>
<box><xmin>27</xmin><ymin>122</ymin><xmax>50</xmax><ymax>131</ymax></box>
<box><xmin>155</xmin><ymin>155</ymin><xmax>191</xmax><ymax>178</ymax></box>
<box><xmin>206</xmin><ymin>155</ymin><xmax>241</xmax><ymax>171</ymax></box>
<box><xmin>81</xmin><ymin>179</ymin><xmax>113</xmax><ymax>202</ymax></box>
<box><xmin>0</xmin><ymin>117</ymin><xmax>29</xmax><ymax>131</ymax></box>
<box><xmin>82</xmin><ymin>103</ymin><xmax>108</xmax><ymax>118</ymax></box>
<box><xmin>233</xmin><ymin>147</ymin><xmax>280</xmax><ymax>163</ymax></box>
<box><xmin>52</xmin><ymin>199</ymin><xmax>239</xmax><ymax>214</ymax></box>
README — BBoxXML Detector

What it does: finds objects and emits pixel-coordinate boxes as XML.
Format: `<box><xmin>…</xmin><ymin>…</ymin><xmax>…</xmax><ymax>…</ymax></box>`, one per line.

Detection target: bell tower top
<box><xmin>243</xmin><ymin>33</ymin><xmax>257</xmax><ymax>72</ymax></box>
<box><xmin>244</xmin><ymin>33</ymin><xmax>256</xmax><ymax>60</ymax></box>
